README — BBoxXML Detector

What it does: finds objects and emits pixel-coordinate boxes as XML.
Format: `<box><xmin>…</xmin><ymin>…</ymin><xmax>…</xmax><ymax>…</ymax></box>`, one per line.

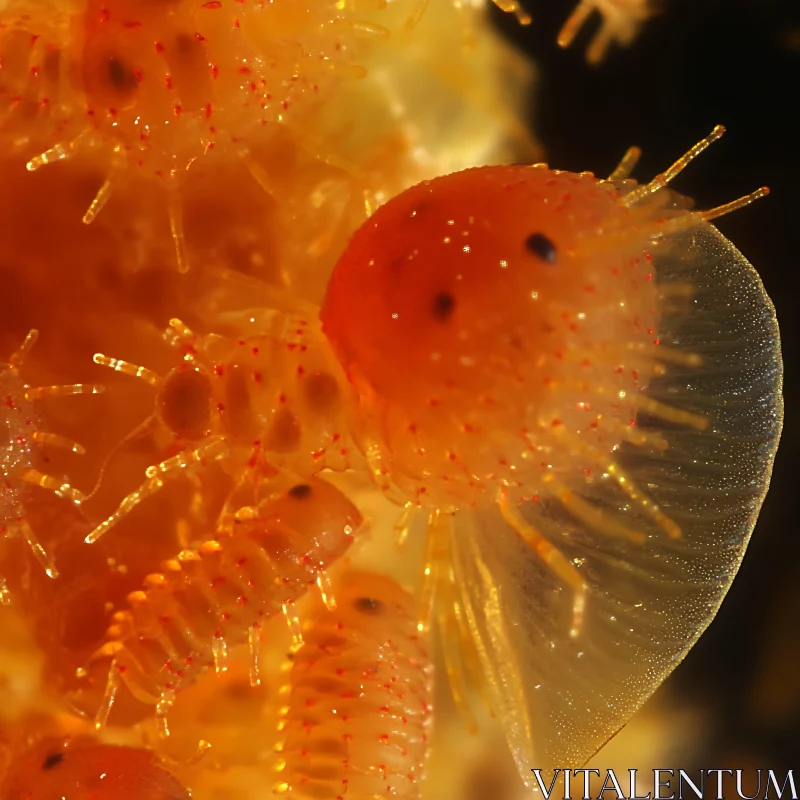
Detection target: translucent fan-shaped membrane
<box><xmin>452</xmin><ymin>222</ymin><xmax>783</xmax><ymax>780</ymax></box>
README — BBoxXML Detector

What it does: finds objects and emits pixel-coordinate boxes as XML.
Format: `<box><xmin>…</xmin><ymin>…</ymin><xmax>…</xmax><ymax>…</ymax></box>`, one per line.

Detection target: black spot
<box><xmin>107</xmin><ymin>57</ymin><xmax>137</xmax><ymax>92</ymax></box>
<box><xmin>288</xmin><ymin>484</ymin><xmax>312</xmax><ymax>500</ymax></box>
<box><xmin>42</xmin><ymin>751</ymin><xmax>64</xmax><ymax>770</ymax></box>
<box><xmin>354</xmin><ymin>596</ymin><xmax>384</xmax><ymax>614</ymax></box>
<box><xmin>525</xmin><ymin>232</ymin><xmax>557</xmax><ymax>263</ymax></box>
<box><xmin>432</xmin><ymin>292</ymin><xmax>455</xmax><ymax>321</ymax></box>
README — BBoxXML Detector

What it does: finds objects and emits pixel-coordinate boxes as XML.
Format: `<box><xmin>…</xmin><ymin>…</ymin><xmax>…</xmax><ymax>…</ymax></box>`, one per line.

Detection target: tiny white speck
<box><xmin>499</xmin><ymin>259</ymin><xmax>508</xmax><ymax>268</ymax></box>
<box><xmin>531</xmin><ymin>291</ymin><xmax>539</xmax><ymax>300</ymax></box>
<box><xmin>392</xmin><ymin>313</ymin><xmax>398</xmax><ymax>320</ymax></box>
<box><xmin>463</xmin><ymin>245</ymin><xmax>471</xmax><ymax>253</ymax></box>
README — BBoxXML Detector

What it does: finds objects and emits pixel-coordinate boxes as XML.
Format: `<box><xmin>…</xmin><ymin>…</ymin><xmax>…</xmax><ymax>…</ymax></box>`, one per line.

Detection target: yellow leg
<box><xmin>85</xmin><ymin>437</ymin><xmax>229</xmax><ymax>544</ymax></box>
<box><xmin>93</xmin><ymin>353</ymin><xmax>161</xmax><ymax>387</ymax></box>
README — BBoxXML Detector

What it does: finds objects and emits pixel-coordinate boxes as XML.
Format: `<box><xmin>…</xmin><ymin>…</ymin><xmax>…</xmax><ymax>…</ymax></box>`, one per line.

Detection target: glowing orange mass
<box><xmin>322</xmin><ymin>165</ymin><xmax>659</xmax><ymax>508</ymax></box>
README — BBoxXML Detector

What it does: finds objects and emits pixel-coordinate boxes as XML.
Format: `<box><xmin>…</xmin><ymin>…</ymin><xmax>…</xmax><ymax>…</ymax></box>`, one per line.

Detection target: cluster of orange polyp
<box><xmin>0</xmin><ymin>1</ymin><xmax>785</xmax><ymax>799</ymax></box>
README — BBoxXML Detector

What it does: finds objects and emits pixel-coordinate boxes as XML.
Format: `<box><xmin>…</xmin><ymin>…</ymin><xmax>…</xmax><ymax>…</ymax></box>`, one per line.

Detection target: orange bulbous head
<box><xmin>0</xmin><ymin>736</ymin><xmax>190</xmax><ymax>799</ymax></box>
<box><xmin>321</xmin><ymin>165</ymin><xmax>660</xmax><ymax>506</ymax></box>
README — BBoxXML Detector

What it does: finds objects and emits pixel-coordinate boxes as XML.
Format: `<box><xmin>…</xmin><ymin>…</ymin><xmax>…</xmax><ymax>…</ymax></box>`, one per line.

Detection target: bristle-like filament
<box><xmin>635</xmin><ymin>395</ymin><xmax>709</xmax><ymax>430</ymax></box>
<box><xmin>168</xmin><ymin>192</ymin><xmax>189</xmax><ymax>274</ymax></box>
<box><xmin>498</xmin><ymin>491</ymin><xmax>587</xmax><ymax>637</ymax></box>
<box><xmin>545</xmin><ymin>477</ymin><xmax>646</xmax><ymax>544</ymax></box>
<box><xmin>82</xmin><ymin>177</ymin><xmax>114</xmax><ymax>225</ymax></box>
<box><xmin>3</xmin><ymin>515</ymin><xmax>59</xmax><ymax>578</ymax></box>
<box><xmin>25</xmin><ymin>383</ymin><xmax>105</xmax><ymax>399</ymax></box>
<box><xmin>30</xmin><ymin>431</ymin><xmax>86</xmax><ymax>454</ymax></box>
<box><xmin>20</xmin><ymin>468</ymin><xmax>85</xmax><ymax>504</ymax></box>
<box><xmin>608</xmin><ymin>146</ymin><xmax>642</xmax><ymax>181</ymax></box>
<box><xmin>93</xmin><ymin>353</ymin><xmax>161</xmax><ymax>386</ymax></box>
<box><xmin>8</xmin><ymin>329</ymin><xmax>38</xmax><ymax>368</ymax></box>
<box><xmin>622</xmin><ymin>125</ymin><xmax>726</xmax><ymax>207</ymax></box>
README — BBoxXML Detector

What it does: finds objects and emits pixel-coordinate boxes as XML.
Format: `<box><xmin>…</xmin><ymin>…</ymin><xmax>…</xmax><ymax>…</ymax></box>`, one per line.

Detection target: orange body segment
<box><xmin>322</xmin><ymin>166</ymin><xmax>659</xmax><ymax>507</ymax></box>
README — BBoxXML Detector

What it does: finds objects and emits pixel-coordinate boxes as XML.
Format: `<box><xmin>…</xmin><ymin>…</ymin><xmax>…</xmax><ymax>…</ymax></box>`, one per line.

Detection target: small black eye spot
<box><xmin>107</xmin><ymin>57</ymin><xmax>137</xmax><ymax>92</ymax></box>
<box><xmin>354</xmin><ymin>597</ymin><xmax>384</xmax><ymax>615</ymax></box>
<box><xmin>289</xmin><ymin>484</ymin><xmax>312</xmax><ymax>500</ymax></box>
<box><xmin>42</xmin><ymin>752</ymin><xmax>64</xmax><ymax>771</ymax></box>
<box><xmin>525</xmin><ymin>232</ymin><xmax>557</xmax><ymax>263</ymax></box>
<box><xmin>432</xmin><ymin>292</ymin><xmax>456</xmax><ymax>321</ymax></box>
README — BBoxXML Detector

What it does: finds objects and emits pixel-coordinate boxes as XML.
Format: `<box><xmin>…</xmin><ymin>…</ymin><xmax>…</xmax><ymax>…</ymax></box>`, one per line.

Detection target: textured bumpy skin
<box><xmin>276</xmin><ymin>571</ymin><xmax>432</xmax><ymax>799</ymax></box>
<box><xmin>0</xmin><ymin>0</ymin><xmax>365</xmax><ymax>175</ymax></box>
<box><xmin>87</xmin><ymin>475</ymin><xmax>361</xmax><ymax>730</ymax></box>
<box><xmin>320</xmin><ymin>147</ymin><xmax>782</xmax><ymax>784</ymax></box>
<box><xmin>0</xmin><ymin>735</ymin><xmax>190</xmax><ymax>799</ymax></box>
<box><xmin>321</xmin><ymin>166</ymin><xmax>658</xmax><ymax>508</ymax></box>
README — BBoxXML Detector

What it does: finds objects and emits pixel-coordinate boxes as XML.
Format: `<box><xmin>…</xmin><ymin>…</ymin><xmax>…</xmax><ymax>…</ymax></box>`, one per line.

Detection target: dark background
<box><xmin>492</xmin><ymin>0</ymin><xmax>799</xmax><ymax>771</ymax></box>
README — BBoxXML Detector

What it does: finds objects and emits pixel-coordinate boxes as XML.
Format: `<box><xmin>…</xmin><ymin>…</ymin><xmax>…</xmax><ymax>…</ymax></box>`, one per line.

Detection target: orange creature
<box><xmin>275</xmin><ymin>570</ymin><xmax>432</xmax><ymax>798</ymax></box>
<box><xmin>0</xmin><ymin>0</ymin><xmax>534</xmax><ymax>277</ymax></box>
<box><xmin>1</xmin><ymin>330</ymin><xmax>102</xmax><ymax>587</ymax></box>
<box><xmin>0</xmin><ymin>734</ymin><xmax>190</xmax><ymax>799</ymax></box>
<box><xmin>558</xmin><ymin>0</ymin><xmax>656</xmax><ymax>63</ymax></box>
<box><xmin>81</xmin><ymin>129</ymin><xmax>781</xmax><ymax>776</ymax></box>
<box><xmin>81</xmin><ymin>474</ymin><xmax>362</xmax><ymax>736</ymax></box>
<box><xmin>0</xmin><ymin>0</ymin><xmax>367</xmax><ymax>174</ymax></box>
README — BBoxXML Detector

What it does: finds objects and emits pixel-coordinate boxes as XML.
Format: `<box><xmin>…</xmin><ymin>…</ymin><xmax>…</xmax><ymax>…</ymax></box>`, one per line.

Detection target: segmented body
<box><xmin>276</xmin><ymin>571</ymin><xmax>432</xmax><ymax>798</ymax></box>
<box><xmin>0</xmin><ymin>0</ymin><xmax>364</xmax><ymax>175</ymax></box>
<box><xmin>93</xmin><ymin>475</ymin><xmax>362</xmax><ymax>733</ymax></box>
<box><xmin>0</xmin><ymin>734</ymin><xmax>190</xmax><ymax>799</ymax></box>
<box><xmin>86</xmin><ymin>310</ymin><xmax>361</xmax><ymax>543</ymax></box>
